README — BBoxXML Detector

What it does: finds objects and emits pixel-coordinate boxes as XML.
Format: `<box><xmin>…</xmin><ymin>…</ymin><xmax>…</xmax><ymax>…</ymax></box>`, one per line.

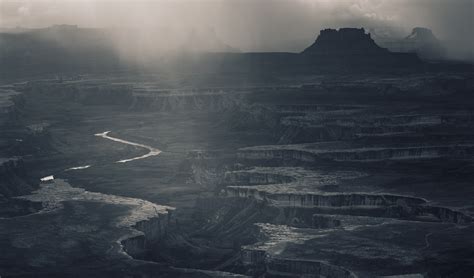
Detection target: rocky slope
<box><xmin>178</xmin><ymin>73</ymin><xmax>474</xmax><ymax>277</ymax></box>
<box><xmin>1</xmin><ymin>71</ymin><xmax>473</xmax><ymax>277</ymax></box>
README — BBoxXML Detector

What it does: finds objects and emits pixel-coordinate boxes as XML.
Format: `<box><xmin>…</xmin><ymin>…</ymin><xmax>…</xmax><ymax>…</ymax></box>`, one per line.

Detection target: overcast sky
<box><xmin>0</xmin><ymin>0</ymin><xmax>472</xmax><ymax>55</ymax></box>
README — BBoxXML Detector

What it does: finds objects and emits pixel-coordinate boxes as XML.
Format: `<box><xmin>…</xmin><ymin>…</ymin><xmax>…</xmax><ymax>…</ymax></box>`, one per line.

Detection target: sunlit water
<box><xmin>95</xmin><ymin>131</ymin><xmax>162</xmax><ymax>163</ymax></box>
<box><xmin>66</xmin><ymin>165</ymin><xmax>91</xmax><ymax>171</ymax></box>
<box><xmin>40</xmin><ymin>175</ymin><xmax>54</xmax><ymax>182</ymax></box>
<box><xmin>40</xmin><ymin>132</ymin><xmax>160</xmax><ymax>182</ymax></box>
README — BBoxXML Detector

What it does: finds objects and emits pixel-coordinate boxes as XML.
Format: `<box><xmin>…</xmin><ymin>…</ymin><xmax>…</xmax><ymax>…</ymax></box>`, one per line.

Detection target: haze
<box><xmin>1</xmin><ymin>0</ymin><xmax>473</xmax><ymax>59</ymax></box>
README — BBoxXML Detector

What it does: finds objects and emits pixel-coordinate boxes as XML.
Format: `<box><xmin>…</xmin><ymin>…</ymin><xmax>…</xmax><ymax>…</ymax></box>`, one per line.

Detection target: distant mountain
<box><xmin>0</xmin><ymin>25</ymin><xmax>120</xmax><ymax>76</ymax></box>
<box><xmin>296</xmin><ymin>28</ymin><xmax>420</xmax><ymax>69</ymax></box>
<box><xmin>373</xmin><ymin>27</ymin><xmax>446</xmax><ymax>60</ymax></box>
<box><xmin>302</xmin><ymin>28</ymin><xmax>388</xmax><ymax>55</ymax></box>
<box><xmin>0</xmin><ymin>26</ymin><xmax>425</xmax><ymax>77</ymax></box>
<box><xmin>403</xmin><ymin>27</ymin><xmax>446</xmax><ymax>60</ymax></box>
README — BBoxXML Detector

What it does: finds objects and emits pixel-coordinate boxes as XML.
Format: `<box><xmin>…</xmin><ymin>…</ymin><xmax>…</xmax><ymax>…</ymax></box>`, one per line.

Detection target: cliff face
<box><xmin>121</xmin><ymin>214</ymin><xmax>171</xmax><ymax>258</ymax></box>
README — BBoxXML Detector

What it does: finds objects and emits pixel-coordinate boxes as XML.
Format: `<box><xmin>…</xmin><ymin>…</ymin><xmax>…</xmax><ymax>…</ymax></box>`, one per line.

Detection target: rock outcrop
<box><xmin>303</xmin><ymin>28</ymin><xmax>387</xmax><ymax>55</ymax></box>
<box><xmin>301</xmin><ymin>28</ymin><xmax>421</xmax><ymax>68</ymax></box>
<box><xmin>19</xmin><ymin>179</ymin><xmax>174</xmax><ymax>259</ymax></box>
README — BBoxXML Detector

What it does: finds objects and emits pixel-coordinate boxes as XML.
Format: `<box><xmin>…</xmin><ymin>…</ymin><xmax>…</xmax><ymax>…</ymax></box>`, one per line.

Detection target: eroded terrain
<box><xmin>1</xmin><ymin>70</ymin><xmax>473</xmax><ymax>277</ymax></box>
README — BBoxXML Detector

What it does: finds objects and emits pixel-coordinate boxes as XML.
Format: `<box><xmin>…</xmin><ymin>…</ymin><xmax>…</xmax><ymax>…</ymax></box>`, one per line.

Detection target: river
<box><xmin>95</xmin><ymin>131</ymin><xmax>162</xmax><ymax>163</ymax></box>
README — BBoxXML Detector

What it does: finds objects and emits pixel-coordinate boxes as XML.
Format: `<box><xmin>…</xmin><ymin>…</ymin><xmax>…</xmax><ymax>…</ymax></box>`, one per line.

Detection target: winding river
<box><xmin>41</xmin><ymin>131</ymin><xmax>161</xmax><ymax>181</ymax></box>
<box><xmin>95</xmin><ymin>131</ymin><xmax>162</xmax><ymax>163</ymax></box>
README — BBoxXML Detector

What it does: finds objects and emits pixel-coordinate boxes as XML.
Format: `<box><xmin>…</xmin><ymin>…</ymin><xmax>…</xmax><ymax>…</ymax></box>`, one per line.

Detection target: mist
<box><xmin>1</xmin><ymin>1</ymin><xmax>474</xmax><ymax>278</ymax></box>
<box><xmin>0</xmin><ymin>0</ymin><xmax>473</xmax><ymax>61</ymax></box>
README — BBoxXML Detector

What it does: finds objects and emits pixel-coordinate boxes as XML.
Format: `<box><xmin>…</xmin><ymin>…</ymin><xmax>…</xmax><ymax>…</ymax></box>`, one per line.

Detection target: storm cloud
<box><xmin>0</xmin><ymin>0</ymin><xmax>472</xmax><ymax>59</ymax></box>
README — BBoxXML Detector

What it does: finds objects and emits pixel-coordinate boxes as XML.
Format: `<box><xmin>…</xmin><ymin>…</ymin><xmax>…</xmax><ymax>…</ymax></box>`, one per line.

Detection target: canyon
<box><xmin>1</xmin><ymin>68</ymin><xmax>473</xmax><ymax>277</ymax></box>
<box><xmin>0</xmin><ymin>28</ymin><xmax>473</xmax><ymax>278</ymax></box>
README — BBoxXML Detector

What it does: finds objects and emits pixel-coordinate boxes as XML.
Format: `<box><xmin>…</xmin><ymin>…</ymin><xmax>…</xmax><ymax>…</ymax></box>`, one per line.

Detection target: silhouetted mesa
<box><xmin>303</xmin><ymin>28</ymin><xmax>387</xmax><ymax>55</ymax></box>
<box><xmin>300</xmin><ymin>28</ymin><xmax>421</xmax><ymax>68</ymax></box>
<box><xmin>200</xmin><ymin>28</ymin><xmax>422</xmax><ymax>73</ymax></box>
